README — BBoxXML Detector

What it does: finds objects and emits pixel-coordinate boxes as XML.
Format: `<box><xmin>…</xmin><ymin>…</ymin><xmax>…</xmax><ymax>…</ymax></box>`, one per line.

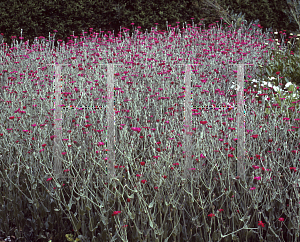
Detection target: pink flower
<box><xmin>250</xmin><ymin>187</ymin><xmax>256</xmax><ymax>190</ymax></box>
<box><xmin>112</xmin><ymin>211</ymin><xmax>121</xmax><ymax>216</ymax></box>
<box><xmin>258</xmin><ymin>221</ymin><xmax>265</xmax><ymax>227</ymax></box>
<box><xmin>218</xmin><ymin>209</ymin><xmax>224</xmax><ymax>212</ymax></box>
<box><xmin>141</xmin><ymin>179</ymin><xmax>147</xmax><ymax>184</ymax></box>
<box><xmin>208</xmin><ymin>213</ymin><xmax>215</xmax><ymax>218</ymax></box>
<box><xmin>278</xmin><ymin>217</ymin><xmax>285</xmax><ymax>222</ymax></box>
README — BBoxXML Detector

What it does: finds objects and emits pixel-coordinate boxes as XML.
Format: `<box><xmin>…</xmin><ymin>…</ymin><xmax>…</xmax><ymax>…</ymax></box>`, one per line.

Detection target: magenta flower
<box><xmin>258</xmin><ymin>221</ymin><xmax>265</xmax><ymax>227</ymax></box>
<box><xmin>112</xmin><ymin>211</ymin><xmax>121</xmax><ymax>216</ymax></box>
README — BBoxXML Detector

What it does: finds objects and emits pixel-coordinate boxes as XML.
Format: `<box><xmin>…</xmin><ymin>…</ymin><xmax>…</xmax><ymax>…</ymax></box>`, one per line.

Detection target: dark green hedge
<box><xmin>0</xmin><ymin>0</ymin><xmax>299</xmax><ymax>49</ymax></box>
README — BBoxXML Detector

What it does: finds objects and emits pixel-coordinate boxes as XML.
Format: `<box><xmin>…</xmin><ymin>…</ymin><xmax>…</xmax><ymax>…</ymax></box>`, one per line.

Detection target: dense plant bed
<box><xmin>1</xmin><ymin>18</ymin><xmax>300</xmax><ymax>241</ymax></box>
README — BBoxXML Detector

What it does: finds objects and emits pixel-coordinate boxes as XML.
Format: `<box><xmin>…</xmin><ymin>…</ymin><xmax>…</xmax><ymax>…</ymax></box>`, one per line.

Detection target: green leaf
<box><xmin>288</xmin><ymin>221</ymin><xmax>294</xmax><ymax>230</ymax></box>
<box><xmin>79</xmin><ymin>207</ymin><xmax>86</xmax><ymax>216</ymax></box>
<box><xmin>212</xmin><ymin>230</ymin><xmax>220</xmax><ymax>240</ymax></box>
<box><xmin>67</xmin><ymin>200</ymin><xmax>73</xmax><ymax>211</ymax></box>
<box><xmin>232</xmin><ymin>233</ymin><xmax>239</xmax><ymax>241</ymax></box>
<box><xmin>247</xmin><ymin>229</ymin><xmax>253</xmax><ymax>237</ymax></box>
<box><xmin>101</xmin><ymin>228</ymin><xmax>107</xmax><ymax>241</ymax></box>
<box><xmin>100</xmin><ymin>213</ymin><xmax>108</xmax><ymax>226</ymax></box>
<box><xmin>134</xmin><ymin>224</ymin><xmax>143</xmax><ymax>235</ymax></box>
<box><xmin>128</xmin><ymin>194</ymin><xmax>134</xmax><ymax>199</ymax></box>
<box><xmin>38</xmin><ymin>201</ymin><xmax>50</xmax><ymax>218</ymax></box>
<box><xmin>266</xmin><ymin>66</ymin><xmax>271</xmax><ymax>77</ymax></box>
<box><xmin>32</xmin><ymin>181</ymin><xmax>37</xmax><ymax>190</ymax></box>
<box><xmin>286</xmin><ymin>193</ymin><xmax>290</xmax><ymax>199</ymax></box>
<box><xmin>71</xmin><ymin>212</ymin><xmax>79</xmax><ymax>231</ymax></box>
<box><xmin>75</xmin><ymin>220</ymin><xmax>81</xmax><ymax>232</ymax></box>
<box><xmin>55</xmin><ymin>182</ymin><xmax>61</xmax><ymax>188</ymax></box>
<box><xmin>266</xmin><ymin>203</ymin><xmax>272</xmax><ymax>212</ymax></box>
<box><xmin>149</xmin><ymin>218</ymin><xmax>154</xmax><ymax>229</ymax></box>
<box><xmin>148</xmin><ymin>200</ymin><xmax>155</xmax><ymax>209</ymax></box>
<box><xmin>156</xmin><ymin>228</ymin><xmax>163</xmax><ymax>236</ymax></box>
<box><xmin>89</xmin><ymin>218</ymin><xmax>100</xmax><ymax>233</ymax></box>
<box><xmin>128</xmin><ymin>210</ymin><xmax>135</xmax><ymax>220</ymax></box>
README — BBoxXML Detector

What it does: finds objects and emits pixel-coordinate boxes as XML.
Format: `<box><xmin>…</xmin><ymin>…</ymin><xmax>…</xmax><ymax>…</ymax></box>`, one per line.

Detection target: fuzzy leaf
<box><xmin>89</xmin><ymin>219</ymin><xmax>100</xmax><ymax>233</ymax></box>
<box><xmin>76</xmin><ymin>220</ymin><xmax>81</xmax><ymax>232</ymax></box>
<box><xmin>134</xmin><ymin>224</ymin><xmax>143</xmax><ymax>235</ymax></box>
<box><xmin>286</xmin><ymin>193</ymin><xmax>290</xmax><ymax>199</ymax></box>
<box><xmin>288</xmin><ymin>220</ymin><xmax>294</xmax><ymax>230</ymax></box>
<box><xmin>101</xmin><ymin>213</ymin><xmax>108</xmax><ymax>226</ymax></box>
<box><xmin>128</xmin><ymin>194</ymin><xmax>134</xmax><ymax>199</ymax></box>
<box><xmin>128</xmin><ymin>210</ymin><xmax>135</xmax><ymax>220</ymax></box>
<box><xmin>67</xmin><ymin>200</ymin><xmax>73</xmax><ymax>211</ymax></box>
<box><xmin>79</xmin><ymin>207</ymin><xmax>86</xmax><ymax>216</ymax></box>
<box><xmin>232</xmin><ymin>234</ymin><xmax>239</xmax><ymax>241</ymax></box>
<box><xmin>266</xmin><ymin>203</ymin><xmax>272</xmax><ymax>212</ymax></box>
<box><xmin>31</xmin><ymin>181</ymin><xmax>37</xmax><ymax>190</ymax></box>
<box><xmin>212</xmin><ymin>230</ymin><xmax>220</xmax><ymax>240</ymax></box>
<box><xmin>149</xmin><ymin>218</ymin><xmax>154</xmax><ymax>229</ymax></box>
<box><xmin>157</xmin><ymin>228</ymin><xmax>163</xmax><ymax>236</ymax></box>
<box><xmin>148</xmin><ymin>200</ymin><xmax>155</xmax><ymax>208</ymax></box>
